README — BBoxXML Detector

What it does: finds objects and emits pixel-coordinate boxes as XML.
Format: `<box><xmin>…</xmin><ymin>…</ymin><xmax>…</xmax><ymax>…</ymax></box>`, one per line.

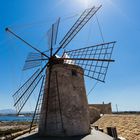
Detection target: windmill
<box><xmin>5</xmin><ymin>5</ymin><xmax>116</xmax><ymax>136</ymax></box>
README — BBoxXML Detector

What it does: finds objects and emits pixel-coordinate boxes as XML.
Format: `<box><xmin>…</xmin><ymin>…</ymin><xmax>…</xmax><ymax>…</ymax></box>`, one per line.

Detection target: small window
<box><xmin>71</xmin><ymin>69</ymin><xmax>77</xmax><ymax>76</ymax></box>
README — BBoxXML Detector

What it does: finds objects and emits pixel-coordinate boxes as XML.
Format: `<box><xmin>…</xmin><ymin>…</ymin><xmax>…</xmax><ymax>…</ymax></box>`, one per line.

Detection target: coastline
<box><xmin>0</xmin><ymin>114</ymin><xmax>32</xmax><ymax>122</ymax></box>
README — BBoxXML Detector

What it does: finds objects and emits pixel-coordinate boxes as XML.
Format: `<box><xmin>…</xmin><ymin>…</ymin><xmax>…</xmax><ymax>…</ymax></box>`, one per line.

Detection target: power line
<box><xmin>95</xmin><ymin>14</ymin><xmax>105</xmax><ymax>43</ymax></box>
<box><xmin>87</xmin><ymin>81</ymin><xmax>98</xmax><ymax>96</ymax></box>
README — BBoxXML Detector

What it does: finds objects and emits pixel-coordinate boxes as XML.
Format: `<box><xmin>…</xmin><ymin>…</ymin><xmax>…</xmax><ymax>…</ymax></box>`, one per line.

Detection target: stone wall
<box><xmin>89</xmin><ymin>103</ymin><xmax>112</xmax><ymax>115</ymax></box>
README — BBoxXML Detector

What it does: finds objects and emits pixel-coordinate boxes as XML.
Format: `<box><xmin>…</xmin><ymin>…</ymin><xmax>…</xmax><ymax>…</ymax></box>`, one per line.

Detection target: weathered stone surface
<box><xmin>89</xmin><ymin>106</ymin><xmax>100</xmax><ymax>124</ymax></box>
<box><xmin>89</xmin><ymin>103</ymin><xmax>112</xmax><ymax>114</ymax></box>
<box><xmin>39</xmin><ymin>64</ymin><xmax>90</xmax><ymax>136</ymax></box>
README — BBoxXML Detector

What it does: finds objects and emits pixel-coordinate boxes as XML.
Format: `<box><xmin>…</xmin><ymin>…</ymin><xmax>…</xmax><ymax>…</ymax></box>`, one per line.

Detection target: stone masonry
<box><xmin>39</xmin><ymin>64</ymin><xmax>90</xmax><ymax>136</ymax></box>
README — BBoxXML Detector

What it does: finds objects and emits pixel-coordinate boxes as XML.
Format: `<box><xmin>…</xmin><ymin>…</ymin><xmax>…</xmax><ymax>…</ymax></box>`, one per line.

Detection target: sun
<box><xmin>77</xmin><ymin>0</ymin><xmax>90</xmax><ymax>7</ymax></box>
<box><xmin>77</xmin><ymin>0</ymin><xmax>99</xmax><ymax>8</ymax></box>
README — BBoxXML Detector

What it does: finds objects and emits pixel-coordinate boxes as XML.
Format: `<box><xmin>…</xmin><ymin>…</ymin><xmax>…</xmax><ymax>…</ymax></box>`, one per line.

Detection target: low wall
<box><xmin>89</xmin><ymin>103</ymin><xmax>112</xmax><ymax>115</ymax></box>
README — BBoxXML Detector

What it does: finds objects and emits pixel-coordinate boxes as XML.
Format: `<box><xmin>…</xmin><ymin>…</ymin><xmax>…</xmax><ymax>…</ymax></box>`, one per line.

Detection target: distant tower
<box><xmin>39</xmin><ymin>64</ymin><xmax>90</xmax><ymax>136</ymax></box>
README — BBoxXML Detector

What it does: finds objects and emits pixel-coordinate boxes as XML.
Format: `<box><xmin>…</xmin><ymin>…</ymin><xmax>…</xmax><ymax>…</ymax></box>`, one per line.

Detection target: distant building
<box><xmin>88</xmin><ymin>102</ymin><xmax>112</xmax><ymax>124</ymax></box>
<box><xmin>89</xmin><ymin>102</ymin><xmax>112</xmax><ymax>115</ymax></box>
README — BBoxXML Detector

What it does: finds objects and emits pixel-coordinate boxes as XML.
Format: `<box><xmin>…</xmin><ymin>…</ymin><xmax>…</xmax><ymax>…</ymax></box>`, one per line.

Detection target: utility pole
<box><xmin>116</xmin><ymin>104</ymin><xmax>119</xmax><ymax>113</ymax></box>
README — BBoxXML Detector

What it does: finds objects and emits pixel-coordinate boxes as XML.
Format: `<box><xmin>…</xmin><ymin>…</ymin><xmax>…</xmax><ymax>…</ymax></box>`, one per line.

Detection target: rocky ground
<box><xmin>0</xmin><ymin>114</ymin><xmax>140</xmax><ymax>140</ymax></box>
<box><xmin>0</xmin><ymin>121</ymin><xmax>31</xmax><ymax>139</ymax></box>
<box><xmin>92</xmin><ymin>114</ymin><xmax>140</xmax><ymax>140</ymax></box>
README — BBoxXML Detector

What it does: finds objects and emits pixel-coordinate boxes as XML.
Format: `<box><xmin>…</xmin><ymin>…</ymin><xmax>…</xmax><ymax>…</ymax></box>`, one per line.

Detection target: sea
<box><xmin>0</xmin><ymin>115</ymin><xmax>32</xmax><ymax>122</ymax></box>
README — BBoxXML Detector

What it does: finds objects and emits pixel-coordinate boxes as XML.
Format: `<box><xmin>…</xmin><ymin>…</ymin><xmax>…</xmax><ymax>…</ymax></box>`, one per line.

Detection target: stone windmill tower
<box><xmin>6</xmin><ymin>5</ymin><xmax>116</xmax><ymax>136</ymax></box>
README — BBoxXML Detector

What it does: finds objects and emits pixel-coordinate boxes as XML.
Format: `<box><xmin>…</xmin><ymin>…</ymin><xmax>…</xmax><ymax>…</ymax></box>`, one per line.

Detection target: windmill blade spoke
<box><xmin>13</xmin><ymin>69</ymin><xmax>43</xmax><ymax>114</ymax></box>
<box><xmin>53</xmin><ymin>5</ymin><xmax>102</xmax><ymax>56</ymax></box>
<box><xmin>5</xmin><ymin>28</ymin><xmax>50</xmax><ymax>59</ymax></box>
<box><xmin>47</xmin><ymin>18</ymin><xmax>60</xmax><ymax>57</ymax></box>
<box><xmin>60</xmin><ymin>58</ymin><xmax>114</xmax><ymax>62</ymax></box>
<box><xmin>29</xmin><ymin>75</ymin><xmax>45</xmax><ymax>132</ymax></box>
<box><xmin>63</xmin><ymin>41</ymin><xmax>116</xmax><ymax>82</ymax></box>
<box><xmin>63</xmin><ymin>41</ymin><xmax>116</xmax><ymax>60</ymax></box>
<box><xmin>23</xmin><ymin>52</ymin><xmax>47</xmax><ymax>71</ymax></box>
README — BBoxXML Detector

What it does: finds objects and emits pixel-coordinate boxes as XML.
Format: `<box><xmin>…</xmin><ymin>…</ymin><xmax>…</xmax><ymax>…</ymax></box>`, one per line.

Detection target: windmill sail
<box><xmin>47</xmin><ymin>28</ymin><xmax>52</xmax><ymax>49</ymax></box>
<box><xmin>23</xmin><ymin>52</ymin><xmax>43</xmax><ymax>70</ymax></box>
<box><xmin>54</xmin><ymin>5</ymin><xmax>102</xmax><ymax>56</ymax></box>
<box><xmin>5</xmin><ymin>28</ymin><xmax>49</xmax><ymax>59</ymax></box>
<box><xmin>47</xmin><ymin>18</ymin><xmax>60</xmax><ymax>49</ymax></box>
<box><xmin>63</xmin><ymin>41</ymin><xmax>116</xmax><ymax>82</ymax></box>
<box><xmin>13</xmin><ymin>69</ymin><xmax>43</xmax><ymax>114</ymax></box>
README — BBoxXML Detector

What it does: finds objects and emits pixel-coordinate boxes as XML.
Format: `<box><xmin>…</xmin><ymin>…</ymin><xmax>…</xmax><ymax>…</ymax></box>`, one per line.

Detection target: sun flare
<box><xmin>77</xmin><ymin>0</ymin><xmax>100</xmax><ymax>8</ymax></box>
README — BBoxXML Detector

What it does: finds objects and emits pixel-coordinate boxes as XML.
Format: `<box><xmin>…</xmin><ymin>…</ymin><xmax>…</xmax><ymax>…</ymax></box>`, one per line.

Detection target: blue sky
<box><xmin>0</xmin><ymin>0</ymin><xmax>140</xmax><ymax>112</ymax></box>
